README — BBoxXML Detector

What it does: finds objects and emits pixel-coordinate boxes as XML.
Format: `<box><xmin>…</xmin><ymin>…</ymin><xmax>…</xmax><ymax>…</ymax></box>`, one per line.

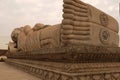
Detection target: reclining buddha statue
<box><xmin>8</xmin><ymin>0</ymin><xmax>119</xmax><ymax>53</ymax></box>
<box><xmin>9</xmin><ymin>24</ymin><xmax>61</xmax><ymax>52</ymax></box>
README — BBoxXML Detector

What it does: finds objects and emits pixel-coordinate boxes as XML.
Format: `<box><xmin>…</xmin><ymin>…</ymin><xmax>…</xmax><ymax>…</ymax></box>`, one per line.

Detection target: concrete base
<box><xmin>6</xmin><ymin>46</ymin><xmax>120</xmax><ymax>80</ymax></box>
<box><xmin>6</xmin><ymin>59</ymin><xmax>120</xmax><ymax>80</ymax></box>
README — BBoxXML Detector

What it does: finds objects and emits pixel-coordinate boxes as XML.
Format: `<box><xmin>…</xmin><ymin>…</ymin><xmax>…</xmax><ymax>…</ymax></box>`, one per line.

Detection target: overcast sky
<box><xmin>0</xmin><ymin>0</ymin><xmax>119</xmax><ymax>49</ymax></box>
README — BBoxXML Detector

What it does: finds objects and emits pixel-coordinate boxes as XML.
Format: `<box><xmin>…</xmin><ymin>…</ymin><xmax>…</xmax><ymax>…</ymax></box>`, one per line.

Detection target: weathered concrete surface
<box><xmin>0</xmin><ymin>62</ymin><xmax>40</xmax><ymax>80</ymax></box>
<box><xmin>5</xmin><ymin>59</ymin><xmax>120</xmax><ymax>80</ymax></box>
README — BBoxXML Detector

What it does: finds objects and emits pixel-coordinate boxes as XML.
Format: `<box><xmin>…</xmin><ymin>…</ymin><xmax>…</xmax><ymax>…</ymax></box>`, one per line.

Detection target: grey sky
<box><xmin>0</xmin><ymin>0</ymin><xmax>119</xmax><ymax>49</ymax></box>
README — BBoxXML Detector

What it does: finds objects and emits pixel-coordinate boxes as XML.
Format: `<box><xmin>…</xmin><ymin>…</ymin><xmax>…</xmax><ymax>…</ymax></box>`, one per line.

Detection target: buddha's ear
<box><xmin>11</xmin><ymin>28</ymin><xmax>21</xmax><ymax>42</ymax></box>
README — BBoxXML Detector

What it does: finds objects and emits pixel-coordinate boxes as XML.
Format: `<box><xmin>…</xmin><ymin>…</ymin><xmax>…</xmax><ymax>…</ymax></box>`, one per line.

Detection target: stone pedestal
<box><xmin>6</xmin><ymin>59</ymin><xmax>120</xmax><ymax>80</ymax></box>
<box><xmin>5</xmin><ymin>46</ymin><xmax>120</xmax><ymax>80</ymax></box>
<box><xmin>7</xmin><ymin>46</ymin><xmax>120</xmax><ymax>63</ymax></box>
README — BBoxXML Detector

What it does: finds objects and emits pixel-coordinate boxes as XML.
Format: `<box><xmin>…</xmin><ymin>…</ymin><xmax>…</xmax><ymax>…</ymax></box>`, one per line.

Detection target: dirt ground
<box><xmin>0</xmin><ymin>62</ymin><xmax>41</xmax><ymax>80</ymax></box>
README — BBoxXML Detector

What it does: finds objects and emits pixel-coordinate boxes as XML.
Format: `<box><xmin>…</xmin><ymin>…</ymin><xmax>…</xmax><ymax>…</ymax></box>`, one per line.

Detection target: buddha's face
<box><xmin>11</xmin><ymin>28</ymin><xmax>22</xmax><ymax>42</ymax></box>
